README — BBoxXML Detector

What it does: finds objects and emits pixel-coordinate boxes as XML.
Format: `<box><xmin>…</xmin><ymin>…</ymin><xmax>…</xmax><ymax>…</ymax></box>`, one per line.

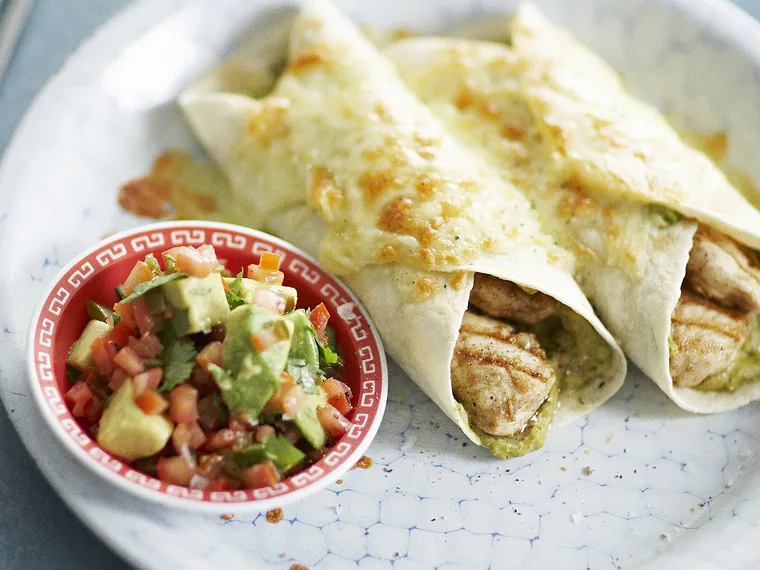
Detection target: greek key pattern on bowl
<box><xmin>323</xmin><ymin>441</ymin><xmax>353</xmax><ymax>467</ymax></box>
<box><xmin>95</xmin><ymin>243</ymin><xmax>127</xmax><ymax>266</ymax></box>
<box><xmin>289</xmin><ymin>258</ymin><xmax>321</xmax><ymax>284</ymax></box>
<box><xmin>125</xmin><ymin>470</ymin><xmax>162</xmax><ymax>491</ymax></box>
<box><xmin>90</xmin><ymin>446</ymin><xmax>125</xmax><ymax>472</ymax></box>
<box><xmin>170</xmin><ymin>229</ymin><xmax>206</xmax><ymax>245</ymax></box>
<box><xmin>37</xmin><ymin>352</ymin><xmax>54</xmax><ymax>381</ymax></box>
<box><xmin>131</xmin><ymin>233</ymin><xmax>165</xmax><ymax>252</ymax></box>
<box><xmin>252</xmin><ymin>241</ymin><xmax>289</xmax><ymax>260</ymax></box>
<box><xmin>290</xmin><ymin>464</ymin><xmax>326</xmax><ymax>487</ymax></box>
<box><xmin>209</xmin><ymin>490</ymin><xmax>251</xmax><ymax>503</ymax></box>
<box><xmin>48</xmin><ymin>287</ymin><xmax>70</xmax><ymax>316</ymax></box>
<box><xmin>61</xmin><ymin>418</ymin><xmax>93</xmax><ymax>446</ymax></box>
<box><xmin>38</xmin><ymin>318</ymin><xmax>55</xmax><ymax>348</ymax></box>
<box><xmin>211</xmin><ymin>231</ymin><xmax>247</xmax><ymax>249</ymax></box>
<box><xmin>31</xmin><ymin>225</ymin><xmax>385</xmax><ymax>505</ymax></box>
<box><xmin>68</xmin><ymin>262</ymin><xmax>94</xmax><ymax>288</ymax></box>
<box><xmin>44</xmin><ymin>385</ymin><xmax>67</xmax><ymax>414</ymax></box>
<box><xmin>251</xmin><ymin>481</ymin><xmax>290</xmax><ymax>499</ymax></box>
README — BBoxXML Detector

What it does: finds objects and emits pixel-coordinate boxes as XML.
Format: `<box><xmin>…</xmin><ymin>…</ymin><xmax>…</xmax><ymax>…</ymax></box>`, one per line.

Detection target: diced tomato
<box><xmin>322</xmin><ymin>378</ymin><xmax>353</xmax><ymax>415</ymax></box>
<box><xmin>251</xmin><ymin>329</ymin><xmax>279</xmax><ymax>353</ymax></box>
<box><xmin>122</xmin><ymin>260</ymin><xmax>155</xmax><ymax>296</ymax></box>
<box><xmin>246</xmin><ymin>264</ymin><xmax>284</xmax><ymax>286</ymax></box>
<box><xmin>310</xmin><ymin>303</ymin><xmax>330</xmax><ymax>345</ymax></box>
<box><xmin>132</xmin><ymin>297</ymin><xmax>155</xmax><ymax>335</ymax></box>
<box><xmin>135</xmin><ymin>389</ymin><xmax>169</xmax><ymax>415</ymax></box>
<box><xmin>114</xmin><ymin>345</ymin><xmax>145</xmax><ymax>376</ymax></box>
<box><xmin>108</xmin><ymin>368</ymin><xmax>129</xmax><ymax>391</ymax></box>
<box><xmin>164</xmin><ymin>245</ymin><xmax>219</xmax><ymax>278</ymax></box>
<box><xmin>241</xmin><ymin>460</ymin><xmax>281</xmax><ymax>489</ymax></box>
<box><xmin>136</xmin><ymin>331</ymin><xmax>163</xmax><ymax>359</ymax></box>
<box><xmin>90</xmin><ymin>337</ymin><xmax>116</xmax><ymax>377</ymax></box>
<box><xmin>106</xmin><ymin>321</ymin><xmax>134</xmax><ymax>349</ymax></box>
<box><xmin>83</xmin><ymin>395</ymin><xmax>104</xmax><ymax>424</ymax></box>
<box><xmin>65</xmin><ymin>381</ymin><xmax>93</xmax><ymax>417</ymax></box>
<box><xmin>268</xmin><ymin>382</ymin><xmax>306</xmax><ymax>418</ymax></box>
<box><xmin>255</xmin><ymin>425</ymin><xmax>276</xmax><ymax>443</ymax></box>
<box><xmin>114</xmin><ymin>302</ymin><xmax>137</xmax><ymax>329</ymax></box>
<box><xmin>198</xmin><ymin>395</ymin><xmax>225</xmax><ymax>430</ymax></box>
<box><xmin>197</xmin><ymin>453</ymin><xmax>224</xmax><ymax>480</ymax></box>
<box><xmin>173</xmin><ymin>421</ymin><xmax>206</xmax><ymax>455</ymax></box>
<box><xmin>317</xmin><ymin>404</ymin><xmax>353</xmax><ymax>439</ymax></box>
<box><xmin>188</xmin><ymin>366</ymin><xmax>214</xmax><ymax>392</ymax></box>
<box><xmin>259</xmin><ymin>251</ymin><xmax>282</xmax><ymax>271</ymax></box>
<box><xmin>133</xmin><ymin>367</ymin><xmax>163</xmax><ymax>394</ymax></box>
<box><xmin>221</xmin><ymin>474</ymin><xmax>242</xmax><ymax>490</ymax></box>
<box><xmin>157</xmin><ymin>456</ymin><xmax>196</xmax><ymax>486</ymax></box>
<box><xmin>250</xmin><ymin>288</ymin><xmax>286</xmax><ymax>314</ymax></box>
<box><xmin>170</xmin><ymin>384</ymin><xmax>200</xmax><ymax>423</ymax></box>
<box><xmin>196</xmin><ymin>341</ymin><xmax>223</xmax><ymax>371</ymax></box>
<box><xmin>205</xmin><ymin>428</ymin><xmax>237</xmax><ymax>451</ymax></box>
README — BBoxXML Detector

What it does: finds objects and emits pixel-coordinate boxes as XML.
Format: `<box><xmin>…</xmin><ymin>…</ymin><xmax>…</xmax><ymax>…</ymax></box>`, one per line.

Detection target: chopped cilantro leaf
<box><xmin>119</xmin><ymin>272</ymin><xmax>187</xmax><ymax>304</ymax></box>
<box><xmin>226</xmin><ymin>270</ymin><xmax>246</xmax><ymax>310</ymax></box>
<box><xmin>157</xmin><ymin>328</ymin><xmax>197</xmax><ymax>392</ymax></box>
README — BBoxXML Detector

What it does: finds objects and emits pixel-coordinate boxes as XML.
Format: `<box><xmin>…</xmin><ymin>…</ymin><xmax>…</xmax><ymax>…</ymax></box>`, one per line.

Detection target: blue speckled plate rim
<box><xmin>2</xmin><ymin>0</ymin><xmax>760</xmax><ymax>568</ymax></box>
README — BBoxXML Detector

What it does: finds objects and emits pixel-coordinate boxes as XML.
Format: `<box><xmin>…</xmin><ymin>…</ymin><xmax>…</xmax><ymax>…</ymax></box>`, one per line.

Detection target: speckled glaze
<box><xmin>2</xmin><ymin>0</ymin><xmax>760</xmax><ymax>568</ymax></box>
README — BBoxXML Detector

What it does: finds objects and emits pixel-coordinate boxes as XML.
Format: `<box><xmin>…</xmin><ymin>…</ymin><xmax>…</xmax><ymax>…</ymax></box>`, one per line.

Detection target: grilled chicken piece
<box><xmin>684</xmin><ymin>225</ymin><xmax>760</xmax><ymax>312</ymax></box>
<box><xmin>469</xmin><ymin>273</ymin><xmax>558</xmax><ymax>325</ymax></box>
<box><xmin>669</xmin><ymin>290</ymin><xmax>749</xmax><ymax>387</ymax></box>
<box><xmin>451</xmin><ymin>311</ymin><xmax>556</xmax><ymax>436</ymax></box>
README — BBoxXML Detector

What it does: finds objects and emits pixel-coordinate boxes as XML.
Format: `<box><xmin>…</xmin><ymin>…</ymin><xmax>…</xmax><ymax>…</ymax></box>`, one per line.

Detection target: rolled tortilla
<box><xmin>177</xmin><ymin>0</ymin><xmax>626</xmax><ymax>457</ymax></box>
<box><xmin>384</xmin><ymin>3</ymin><xmax>760</xmax><ymax>413</ymax></box>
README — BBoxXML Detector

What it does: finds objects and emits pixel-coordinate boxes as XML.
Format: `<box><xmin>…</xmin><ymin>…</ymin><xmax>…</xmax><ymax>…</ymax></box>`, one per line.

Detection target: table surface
<box><xmin>1</xmin><ymin>0</ymin><xmax>759</xmax><ymax>568</ymax></box>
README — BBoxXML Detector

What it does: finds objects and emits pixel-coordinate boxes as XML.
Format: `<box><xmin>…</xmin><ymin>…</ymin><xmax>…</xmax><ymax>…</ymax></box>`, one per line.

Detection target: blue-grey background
<box><xmin>0</xmin><ymin>1</ymin><xmax>758</xmax><ymax>568</ymax></box>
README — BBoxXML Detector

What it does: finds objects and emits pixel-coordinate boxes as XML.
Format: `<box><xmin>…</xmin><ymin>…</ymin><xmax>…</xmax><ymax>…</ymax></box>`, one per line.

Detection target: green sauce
<box><xmin>695</xmin><ymin>313</ymin><xmax>760</xmax><ymax>392</ymax></box>
<box><xmin>534</xmin><ymin>307</ymin><xmax>617</xmax><ymax>396</ymax></box>
<box><xmin>473</xmin><ymin>381</ymin><xmax>558</xmax><ymax>459</ymax></box>
<box><xmin>465</xmin><ymin>307</ymin><xmax>614</xmax><ymax>458</ymax></box>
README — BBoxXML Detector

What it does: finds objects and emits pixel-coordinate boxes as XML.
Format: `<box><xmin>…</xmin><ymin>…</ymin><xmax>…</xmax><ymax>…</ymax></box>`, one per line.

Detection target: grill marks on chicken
<box><xmin>469</xmin><ymin>273</ymin><xmax>558</xmax><ymax>325</ymax></box>
<box><xmin>670</xmin><ymin>225</ymin><xmax>760</xmax><ymax>387</ymax></box>
<box><xmin>451</xmin><ymin>276</ymin><xmax>558</xmax><ymax>437</ymax></box>
<box><xmin>669</xmin><ymin>290</ymin><xmax>749</xmax><ymax>388</ymax></box>
<box><xmin>684</xmin><ymin>226</ymin><xmax>760</xmax><ymax>312</ymax></box>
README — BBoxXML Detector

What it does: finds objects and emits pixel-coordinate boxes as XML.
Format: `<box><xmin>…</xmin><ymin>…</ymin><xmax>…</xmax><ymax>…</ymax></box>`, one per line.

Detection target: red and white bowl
<box><xmin>26</xmin><ymin>221</ymin><xmax>388</xmax><ymax>512</ymax></box>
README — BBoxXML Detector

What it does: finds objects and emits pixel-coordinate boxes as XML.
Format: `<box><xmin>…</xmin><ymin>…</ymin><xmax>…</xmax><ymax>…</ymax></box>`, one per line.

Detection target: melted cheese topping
<box><xmin>224</xmin><ymin>1</ymin><xmax>555</xmax><ymax>275</ymax></box>
<box><xmin>509</xmin><ymin>5</ymin><xmax>760</xmax><ymax>249</ymax></box>
<box><xmin>388</xmin><ymin>39</ymin><xmax>667</xmax><ymax>278</ymax></box>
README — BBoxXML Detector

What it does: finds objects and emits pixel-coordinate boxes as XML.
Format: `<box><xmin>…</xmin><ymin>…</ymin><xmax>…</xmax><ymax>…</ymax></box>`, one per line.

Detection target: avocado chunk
<box><xmin>97</xmin><ymin>379</ymin><xmax>174</xmax><ymax>462</ymax></box>
<box><xmin>285</xmin><ymin>309</ymin><xmax>322</xmax><ymax>393</ymax></box>
<box><xmin>294</xmin><ymin>391</ymin><xmax>328</xmax><ymax>450</ymax></box>
<box><xmin>264</xmin><ymin>435</ymin><xmax>305</xmax><ymax>471</ymax></box>
<box><xmin>212</xmin><ymin>304</ymin><xmax>294</xmax><ymax>418</ymax></box>
<box><xmin>234</xmin><ymin>435</ymin><xmax>305</xmax><ymax>471</ymax></box>
<box><xmin>224</xmin><ymin>277</ymin><xmax>298</xmax><ymax>313</ymax></box>
<box><xmin>67</xmin><ymin>320</ymin><xmax>112</xmax><ymax>371</ymax></box>
<box><xmin>162</xmin><ymin>273</ymin><xmax>230</xmax><ymax>334</ymax></box>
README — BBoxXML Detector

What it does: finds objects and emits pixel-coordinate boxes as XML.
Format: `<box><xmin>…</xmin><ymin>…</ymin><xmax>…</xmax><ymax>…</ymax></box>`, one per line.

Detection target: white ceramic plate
<box><xmin>2</xmin><ymin>0</ymin><xmax>760</xmax><ymax>568</ymax></box>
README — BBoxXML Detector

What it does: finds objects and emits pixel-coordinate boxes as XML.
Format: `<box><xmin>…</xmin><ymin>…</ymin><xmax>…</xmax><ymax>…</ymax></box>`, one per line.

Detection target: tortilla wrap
<box><xmin>384</xmin><ymin>3</ymin><xmax>760</xmax><ymax>413</ymax></box>
<box><xmin>176</xmin><ymin>0</ymin><xmax>626</xmax><ymax>457</ymax></box>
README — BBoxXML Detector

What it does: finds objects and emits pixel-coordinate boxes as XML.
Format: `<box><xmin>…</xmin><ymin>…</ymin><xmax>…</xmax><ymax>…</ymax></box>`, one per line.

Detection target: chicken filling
<box><xmin>670</xmin><ymin>225</ymin><xmax>760</xmax><ymax>389</ymax></box>
<box><xmin>451</xmin><ymin>273</ymin><xmax>559</xmax><ymax>437</ymax></box>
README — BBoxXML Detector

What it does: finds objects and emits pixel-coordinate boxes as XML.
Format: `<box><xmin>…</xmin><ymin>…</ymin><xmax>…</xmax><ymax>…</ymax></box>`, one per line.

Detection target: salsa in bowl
<box><xmin>27</xmin><ymin>221</ymin><xmax>387</xmax><ymax>511</ymax></box>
